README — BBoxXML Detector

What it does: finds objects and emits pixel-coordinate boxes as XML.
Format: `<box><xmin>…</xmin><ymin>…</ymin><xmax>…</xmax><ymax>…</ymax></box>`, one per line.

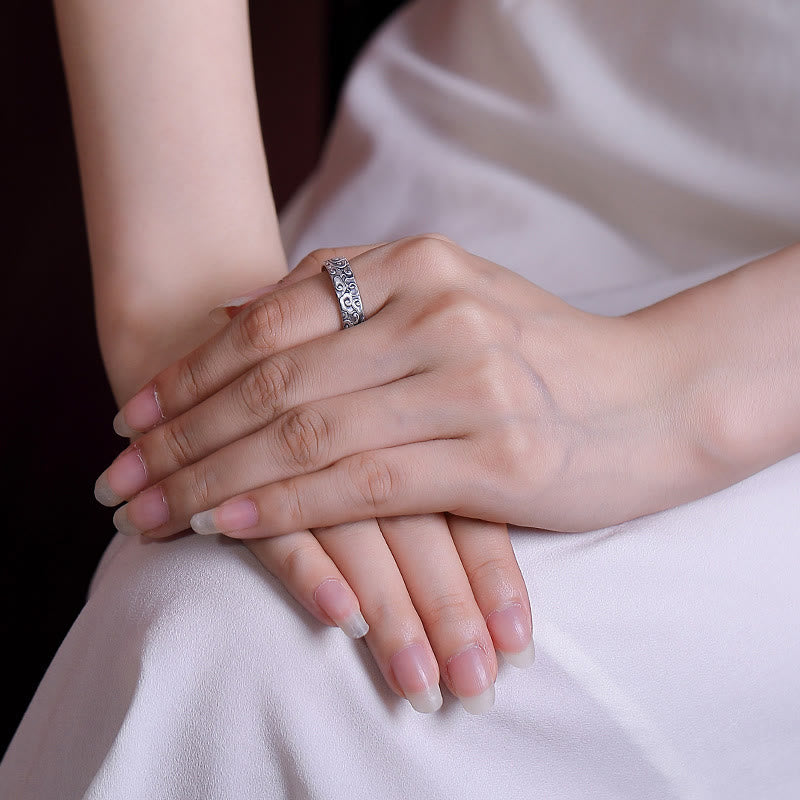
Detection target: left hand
<box><xmin>96</xmin><ymin>233</ymin><xmax>693</xmax><ymax>538</ymax></box>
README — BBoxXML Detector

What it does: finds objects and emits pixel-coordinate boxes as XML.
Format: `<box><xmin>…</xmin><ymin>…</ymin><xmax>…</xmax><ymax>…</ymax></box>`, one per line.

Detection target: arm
<box><xmin>54</xmin><ymin>0</ymin><xmax>287</xmax><ymax>403</ymax></box>
<box><xmin>628</xmin><ymin>241</ymin><xmax>800</xmax><ymax>490</ymax></box>
<box><xmin>57</xmin><ymin>2</ymin><xmax>533</xmax><ymax>713</ymax></box>
<box><xmin>99</xmin><ymin>235</ymin><xmax>800</xmax><ymax>538</ymax></box>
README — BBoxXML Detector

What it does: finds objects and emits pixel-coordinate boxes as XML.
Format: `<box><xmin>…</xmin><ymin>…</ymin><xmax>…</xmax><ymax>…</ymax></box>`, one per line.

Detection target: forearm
<box><xmin>629</xmin><ymin>242</ymin><xmax>800</xmax><ymax>488</ymax></box>
<box><xmin>54</xmin><ymin>0</ymin><xmax>287</xmax><ymax>403</ymax></box>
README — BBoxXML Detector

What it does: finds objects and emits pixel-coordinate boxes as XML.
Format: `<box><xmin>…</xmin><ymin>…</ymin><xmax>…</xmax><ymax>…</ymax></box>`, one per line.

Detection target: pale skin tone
<box><xmin>56</xmin><ymin>0</ymin><xmax>531</xmax><ymax>714</ymax></box>
<box><xmin>58</xmin><ymin>0</ymin><xmax>800</xmax><ymax>714</ymax></box>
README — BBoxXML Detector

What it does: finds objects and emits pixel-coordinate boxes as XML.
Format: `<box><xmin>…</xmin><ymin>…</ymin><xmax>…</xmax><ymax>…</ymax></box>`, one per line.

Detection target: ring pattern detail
<box><xmin>321</xmin><ymin>257</ymin><xmax>366</xmax><ymax>328</ymax></box>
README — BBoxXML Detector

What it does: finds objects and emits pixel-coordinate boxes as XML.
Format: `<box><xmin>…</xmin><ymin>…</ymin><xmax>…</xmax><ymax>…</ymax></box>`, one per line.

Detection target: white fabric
<box><xmin>3</xmin><ymin>1</ymin><xmax>799</xmax><ymax>797</ymax></box>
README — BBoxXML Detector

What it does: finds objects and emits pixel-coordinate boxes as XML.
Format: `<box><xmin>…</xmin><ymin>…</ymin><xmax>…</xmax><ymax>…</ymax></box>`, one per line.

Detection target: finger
<box><xmin>112</xmin><ymin>238</ymin><xmax>421</xmax><ymax>436</ymax></box>
<box><xmin>446</xmin><ymin>515</ymin><xmax>535</xmax><ymax>668</ymax></box>
<box><xmin>95</xmin><ymin>302</ymin><xmax>423</xmax><ymax>503</ymax></box>
<box><xmin>311</xmin><ymin>518</ymin><xmax>444</xmax><ymax>714</ymax></box>
<box><xmin>378</xmin><ymin>514</ymin><xmax>498</xmax><ymax>714</ymax></box>
<box><xmin>183</xmin><ymin>439</ymin><xmax>480</xmax><ymax>541</ymax></box>
<box><xmin>243</xmin><ymin>532</ymin><xmax>369</xmax><ymax>639</ymax></box>
<box><xmin>97</xmin><ymin>365</ymin><xmax>453</xmax><ymax>510</ymax></box>
<box><xmin>212</xmin><ymin>244</ymin><xmax>384</xmax><ymax>322</ymax></box>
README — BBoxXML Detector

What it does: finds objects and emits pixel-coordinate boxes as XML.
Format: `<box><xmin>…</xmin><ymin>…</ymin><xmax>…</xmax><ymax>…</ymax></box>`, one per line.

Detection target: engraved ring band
<box><xmin>321</xmin><ymin>257</ymin><xmax>367</xmax><ymax>329</ymax></box>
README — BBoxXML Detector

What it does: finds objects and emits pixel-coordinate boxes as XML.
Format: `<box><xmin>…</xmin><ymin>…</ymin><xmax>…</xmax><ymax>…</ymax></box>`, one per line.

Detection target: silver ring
<box><xmin>321</xmin><ymin>257</ymin><xmax>366</xmax><ymax>329</ymax></box>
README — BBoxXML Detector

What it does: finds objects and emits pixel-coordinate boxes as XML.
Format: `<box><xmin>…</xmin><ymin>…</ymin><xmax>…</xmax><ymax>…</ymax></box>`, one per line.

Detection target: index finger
<box><xmin>112</xmin><ymin>244</ymin><xmax>382</xmax><ymax>436</ymax></box>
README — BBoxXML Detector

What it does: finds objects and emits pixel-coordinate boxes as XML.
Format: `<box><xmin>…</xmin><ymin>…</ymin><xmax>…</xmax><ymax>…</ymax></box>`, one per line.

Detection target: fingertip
<box><xmin>499</xmin><ymin>639</ymin><xmax>536</xmax><ymax>669</ymax></box>
<box><xmin>112</xmin><ymin>409</ymin><xmax>136</xmax><ymax>438</ymax></box>
<box><xmin>339</xmin><ymin>610</ymin><xmax>369</xmax><ymax>639</ymax></box>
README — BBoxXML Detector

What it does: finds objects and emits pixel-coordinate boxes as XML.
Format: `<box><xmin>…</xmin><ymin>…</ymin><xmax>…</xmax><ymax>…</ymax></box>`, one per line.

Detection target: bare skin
<box><xmin>57</xmin><ymin>0</ymin><xmax>800</xmax><ymax>714</ymax></box>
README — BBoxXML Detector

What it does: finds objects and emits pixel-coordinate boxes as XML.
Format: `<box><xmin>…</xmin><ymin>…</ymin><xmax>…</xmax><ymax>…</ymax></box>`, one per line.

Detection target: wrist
<box><xmin>626</xmin><ymin>244</ymin><xmax>800</xmax><ymax>499</ymax></box>
<box><xmin>97</xmin><ymin>255</ymin><xmax>288</xmax><ymax>404</ymax></box>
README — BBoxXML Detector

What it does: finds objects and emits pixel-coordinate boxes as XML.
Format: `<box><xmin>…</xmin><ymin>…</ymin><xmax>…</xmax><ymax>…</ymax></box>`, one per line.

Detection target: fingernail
<box><xmin>114</xmin><ymin>385</ymin><xmax>163</xmax><ymax>436</ymax></box>
<box><xmin>487</xmin><ymin>603</ymin><xmax>536</xmax><ymax>669</ymax></box>
<box><xmin>94</xmin><ymin>447</ymin><xmax>148</xmax><ymax>507</ymax></box>
<box><xmin>209</xmin><ymin>282</ymin><xmax>281</xmax><ymax>323</ymax></box>
<box><xmin>113</xmin><ymin>486</ymin><xmax>169</xmax><ymax>536</ymax></box>
<box><xmin>94</xmin><ymin>473</ymin><xmax>124</xmax><ymax>507</ymax></box>
<box><xmin>390</xmin><ymin>643</ymin><xmax>443</xmax><ymax>714</ymax></box>
<box><xmin>313</xmin><ymin>578</ymin><xmax>369</xmax><ymax>639</ymax></box>
<box><xmin>190</xmin><ymin>498</ymin><xmax>259</xmax><ymax>535</ymax></box>
<box><xmin>446</xmin><ymin>645</ymin><xmax>495</xmax><ymax>714</ymax></box>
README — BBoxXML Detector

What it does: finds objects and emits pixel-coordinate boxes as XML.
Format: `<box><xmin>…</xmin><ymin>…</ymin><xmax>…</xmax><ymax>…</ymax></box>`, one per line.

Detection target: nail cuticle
<box><xmin>152</xmin><ymin>385</ymin><xmax>166</xmax><ymax>422</ymax></box>
<box><xmin>444</xmin><ymin>641</ymin><xmax>492</xmax><ymax>672</ymax></box>
<box><xmin>115</xmin><ymin>383</ymin><xmax>165</xmax><ymax>437</ymax></box>
<box><xmin>132</xmin><ymin>442</ymin><xmax>149</xmax><ymax>481</ymax></box>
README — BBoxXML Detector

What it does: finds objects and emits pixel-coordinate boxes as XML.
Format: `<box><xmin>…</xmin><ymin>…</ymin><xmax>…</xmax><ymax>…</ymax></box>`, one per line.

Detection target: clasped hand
<box><xmin>95</xmin><ymin>234</ymin><xmax>684</xmax><ymax>712</ymax></box>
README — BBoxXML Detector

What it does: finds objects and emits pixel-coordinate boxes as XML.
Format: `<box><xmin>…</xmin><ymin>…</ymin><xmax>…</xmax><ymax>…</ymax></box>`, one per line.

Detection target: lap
<box><xmin>2</xmin><ymin>454</ymin><xmax>799</xmax><ymax>799</ymax></box>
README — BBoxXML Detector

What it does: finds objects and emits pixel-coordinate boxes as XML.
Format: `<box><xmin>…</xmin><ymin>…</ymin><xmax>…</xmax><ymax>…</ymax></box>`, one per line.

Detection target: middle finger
<box><xmin>95</xmin><ymin>302</ymin><xmax>418</xmax><ymax>504</ymax></box>
<box><xmin>106</xmin><ymin>372</ymin><xmax>466</xmax><ymax>538</ymax></box>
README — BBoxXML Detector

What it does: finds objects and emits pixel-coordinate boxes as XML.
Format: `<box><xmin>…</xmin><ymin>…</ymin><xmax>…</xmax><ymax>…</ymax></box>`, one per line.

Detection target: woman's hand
<box><xmin>244</xmin><ymin>512</ymin><xmax>534</xmax><ymax>714</ymax></box>
<box><xmin>97</xmin><ymin>234</ymin><xmax>701</xmax><ymax>538</ymax></box>
<box><xmin>95</xmin><ymin>237</ymin><xmax>543</xmax><ymax>714</ymax></box>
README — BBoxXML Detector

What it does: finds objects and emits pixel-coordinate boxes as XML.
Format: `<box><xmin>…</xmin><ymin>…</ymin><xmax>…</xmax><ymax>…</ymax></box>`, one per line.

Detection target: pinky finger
<box><xmin>244</xmin><ymin>531</ymin><xmax>369</xmax><ymax>640</ymax></box>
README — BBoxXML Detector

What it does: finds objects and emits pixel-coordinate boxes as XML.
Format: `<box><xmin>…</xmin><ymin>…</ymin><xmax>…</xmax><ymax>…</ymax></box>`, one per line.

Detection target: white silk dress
<box><xmin>2</xmin><ymin>1</ymin><xmax>799</xmax><ymax>798</ymax></box>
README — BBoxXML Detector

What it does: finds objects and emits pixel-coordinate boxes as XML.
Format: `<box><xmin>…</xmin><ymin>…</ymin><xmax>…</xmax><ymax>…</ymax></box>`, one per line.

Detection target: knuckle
<box><xmin>159</xmin><ymin>417</ymin><xmax>196</xmax><ymax>467</ymax></box>
<box><xmin>427</xmin><ymin>288</ymin><xmax>492</xmax><ymax>342</ymax></box>
<box><xmin>417</xmin><ymin>232</ymin><xmax>455</xmax><ymax>246</ymax></box>
<box><xmin>359</xmin><ymin>596</ymin><xmax>397</xmax><ymax>632</ymax></box>
<box><xmin>471</xmin><ymin>350</ymin><xmax>515</xmax><ymax>410</ymax></box>
<box><xmin>186</xmin><ymin>460</ymin><xmax>214</xmax><ymax>508</ymax></box>
<box><xmin>175</xmin><ymin>356</ymin><xmax>207</xmax><ymax>405</ymax></box>
<box><xmin>463</xmin><ymin>553</ymin><xmax>514</xmax><ymax>594</ymax></box>
<box><xmin>278</xmin><ymin>405</ymin><xmax>331</xmax><ymax>471</ymax></box>
<box><xmin>387</xmin><ymin>234</ymin><xmax>458</xmax><ymax>277</ymax></box>
<box><xmin>491</xmin><ymin>424</ymin><xmax>532</xmax><ymax>481</ymax></box>
<box><xmin>238</xmin><ymin>294</ymin><xmax>290</xmax><ymax>357</ymax></box>
<box><xmin>416</xmin><ymin>233</ymin><xmax>460</xmax><ymax>272</ymax></box>
<box><xmin>412</xmin><ymin>233</ymin><xmax>459</xmax><ymax>260</ymax></box>
<box><xmin>277</xmin><ymin>478</ymin><xmax>305</xmax><ymax>530</ymax></box>
<box><xmin>277</xmin><ymin>541</ymin><xmax>321</xmax><ymax>586</ymax></box>
<box><xmin>417</xmin><ymin>590</ymin><xmax>477</xmax><ymax>629</ymax></box>
<box><xmin>241</xmin><ymin>356</ymin><xmax>295</xmax><ymax>421</ymax></box>
<box><xmin>347</xmin><ymin>453</ymin><xmax>398</xmax><ymax>511</ymax></box>
<box><xmin>305</xmin><ymin>247</ymin><xmax>340</xmax><ymax>268</ymax></box>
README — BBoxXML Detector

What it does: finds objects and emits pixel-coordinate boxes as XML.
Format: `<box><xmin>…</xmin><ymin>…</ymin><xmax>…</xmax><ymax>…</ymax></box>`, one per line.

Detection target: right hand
<box><xmin>219</xmin><ymin>256</ymin><xmax>536</xmax><ymax>715</ymax></box>
<box><xmin>97</xmin><ymin>248</ymin><xmax>534</xmax><ymax>714</ymax></box>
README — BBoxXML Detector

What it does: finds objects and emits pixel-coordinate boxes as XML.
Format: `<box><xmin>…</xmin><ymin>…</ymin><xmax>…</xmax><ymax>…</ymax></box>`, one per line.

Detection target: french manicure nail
<box><xmin>112</xmin><ymin>504</ymin><xmax>140</xmax><ymax>536</ymax></box>
<box><xmin>390</xmin><ymin>643</ymin><xmax>443</xmax><ymax>714</ymax></box>
<box><xmin>114</xmin><ymin>385</ymin><xmax>163</xmax><ymax>437</ymax></box>
<box><xmin>112</xmin><ymin>412</ymin><xmax>136</xmax><ymax>438</ymax></box>
<box><xmin>209</xmin><ymin>282</ymin><xmax>281</xmax><ymax>323</ymax></box>
<box><xmin>487</xmin><ymin>603</ymin><xmax>536</xmax><ymax>669</ymax></box>
<box><xmin>94</xmin><ymin>447</ymin><xmax>148</xmax><ymax>507</ymax></box>
<box><xmin>313</xmin><ymin>579</ymin><xmax>369</xmax><ymax>639</ymax></box>
<box><xmin>94</xmin><ymin>472</ymin><xmax>124</xmax><ymax>507</ymax></box>
<box><xmin>446</xmin><ymin>644</ymin><xmax>495</xmax><ymax>714</ymax></box>
<box><xmin>190</xmin><ymin>498</ymin><xmax>259</xmax><ymax>535</ymax></box>
<box><xmin>113</xmin><ymin>486</ymin><xmax>169</xmax><ymax>536</ymax></box>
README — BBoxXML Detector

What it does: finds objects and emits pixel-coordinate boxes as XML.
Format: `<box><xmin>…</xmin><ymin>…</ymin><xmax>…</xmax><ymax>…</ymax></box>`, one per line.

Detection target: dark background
<box><xmin>1</xmin><ymin>0</ymin><xmax>405</xmax><ymax>756</ymax></box>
